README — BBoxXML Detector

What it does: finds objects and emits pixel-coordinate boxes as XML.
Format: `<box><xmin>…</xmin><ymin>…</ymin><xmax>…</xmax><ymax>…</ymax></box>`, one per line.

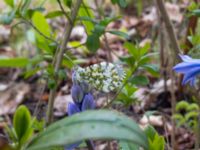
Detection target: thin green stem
<box><xmin>46</xmin><ymin>0</ymin><xmax>83</xmax><ymax>125</ymax></box>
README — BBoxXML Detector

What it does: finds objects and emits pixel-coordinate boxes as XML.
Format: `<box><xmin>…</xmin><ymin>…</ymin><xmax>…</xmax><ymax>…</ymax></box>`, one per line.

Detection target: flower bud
<box><xmin>81</xmin><ymin>93</ymin><xmax>95</xmax><ymax>111</ymax></box>
<box><xmin>68</xmin><ymin>102</ymin><xmax>80</xmax><ymax>116</ymax></box>
<box><xmin>71</xmin><ymin>84</ymin><xmax>84</xmax><ymax>103</ymax></box>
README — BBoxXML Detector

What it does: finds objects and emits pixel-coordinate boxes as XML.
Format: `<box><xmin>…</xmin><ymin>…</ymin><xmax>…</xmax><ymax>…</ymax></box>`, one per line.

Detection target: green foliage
<box><xmin>116</xmin><ymin>84</ymin><xmax>138</xmax><ymax>106</ymax></box>
<box><xmin>130</xmin><ymin>75</ymin><xmax>149</xmax><ymax>86</ymax></box>
<box><xmin>119</xmin><ymin>141</ymin><xmax>139</xmax><ymax>150</ymax></box>
<box><xmin>13</xmin><ymin>105</ymin><xmax>33</xmax><ymax>147</ymax></box>
<box><xmin>144</xmin><ymin>125</ymin><xmax>165</xmax><ymax>150</ymax></box>
<box><xmin>174</xmin><ymin>101</ymin><xmax>199</xmax><ymax>130</ymax></box>
<box><xmin>78</xmin><ymin>2</ymin><xmax>95</xmax><ymax>34</ymax></box>
<box><xmin>111</xmin><ymin>0</ymin><xmax>127</xmax><ymax>8</ymax></box>
<box><xmin>4</xmin><ymin>0</ymin><xmax>15</xmax><ymax>7</ymax></box>
<box><xmin>0</xmin><ymin>58</ymin><xmax>28</xmax><ymax>68</ymax></box>
<box><xmin>26</xmin><ymin>110</ymin><xmax>148</xmax><ymax>150</ymax></box>
<box><xmin>45</xmin><ymin>11</ymin><xmax>65</xmax><ymax>18</ymax></box>
<box><xmin>116</xmin><ymin>42</ymin><xmax>159</xmax><ymax>106</ymax></box>
<box><xmin>32</xmin><ymin>11</ymin><xmax>53</xmax><ymax>53</ymax></box>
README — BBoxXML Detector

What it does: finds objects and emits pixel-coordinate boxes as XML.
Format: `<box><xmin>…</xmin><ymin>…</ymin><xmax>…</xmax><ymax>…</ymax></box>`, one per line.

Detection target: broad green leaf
<box><xmin>108</xmin><ymin>30</ymin><xmax>129</xmax><ymax>39</ymax></box>
<box><xmin>26</xmin><ymin>110</ymin><xmax>148</xmax><ymax>150</ymax></box>
<box><xmin>32</xmin><ymin>11</ymin><xmax>53</xmax><ymax>53</ymax></box>
<box><xmin>130</xmin><ymin>75</ymin><xmax>149</xmax><ymax>86</ymax></box>
<box><xmin>32</xmin><ymin>12</ymin><xmax>51</xmax><ymax>37</ymax></box>
<box><xmin>86</xmin><ymin>34</ymin><xmax>100</xmax><ymax>52</ymax></box>
<box><xmin>13</xmin><ymin>105</ymin><xmax>33</xmax><ymax>144</ymax></box>
<box><xmin>0</xmin><ymin>58</ymin><xmax>28</xmax><ymax>68</ymax></box>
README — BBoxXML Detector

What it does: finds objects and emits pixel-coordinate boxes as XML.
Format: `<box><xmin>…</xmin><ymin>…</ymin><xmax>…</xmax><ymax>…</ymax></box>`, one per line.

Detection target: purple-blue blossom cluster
<box><xmin>68</xmin><ymin>82</ymin><xmax>95</xmax><ymax>116</ymax></box>
<box><xmin>173</xmin><ymin>55</ymin><xmax>200</xmax><ymax>86</ymax></box>
<box><xmin>66</xmin><ymin>79</ymin><xmax>95</xmax><ymax>150</ymax></box>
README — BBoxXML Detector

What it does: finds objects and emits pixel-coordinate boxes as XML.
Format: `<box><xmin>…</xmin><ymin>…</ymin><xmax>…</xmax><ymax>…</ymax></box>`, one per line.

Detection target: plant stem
<box><xmin>85</xmin><ymin>140</ymin><xmax>95</xmax><ymax>150</ymax></box>
<box><xmin>46</xmin><ymin>0</ymin><xmax>82</xmax><ymax>125</ymax></box>
<box><xmin>156</xmin><ymin>0</ymin><xmax>181</xmax><ymax>63</ymax></box>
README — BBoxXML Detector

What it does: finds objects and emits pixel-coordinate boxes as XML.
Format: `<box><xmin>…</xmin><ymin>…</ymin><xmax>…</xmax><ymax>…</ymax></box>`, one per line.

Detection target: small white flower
<box><xmin>74</xmin><ymin>62</ymin><xmax>126</xmax><ymax>92</ymax></box>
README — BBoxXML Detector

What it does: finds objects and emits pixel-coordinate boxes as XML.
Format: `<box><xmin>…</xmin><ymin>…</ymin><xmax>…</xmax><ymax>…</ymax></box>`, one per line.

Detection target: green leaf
<box><xmin>78</xmin><ymin>3</ymin><xmax>95</xmax><ymax>34</ymax></box>
<box><xmin>32</xmin><ymin>11</ymin><xmax>53</xmax><ymax>53</ymax></box>
<box><xmin>124</xmin><ymin>42</ymin><xmax>139</xmax><ymax>60</ymax></box>
<box><xmin>4</xmin><ymin>0</ymin><xmax>14</xmax><ymax>7</ymax></box>
<box><xmin>63</xmin><ymin>0</ymin><xmax>72</xmax><ymax>7</ymax></box>
<box><xmin>192</xmin><ymin>9</ymin><xmax>200</xmax><ymax>17</ymax></box>
<box><xmin>26</xmin><ymin>110</ymin><xmax>148</xmax><ymax>150</ymax></box>
<box><xmin>13</xmin><ymin>105</ymin><xmax>33</xmax><ymax>144</ymax></box>
<box><xmin>45</xmin><ymin>11</ymin><xmax>65</xmax><ymax>18</ymax></box>
<box><xmin>86</xmin><ymin>34</ymin><xmax>100</xmax><ymax>52</ymax></box>
<box><xmin>32</xmin><ymin>12</ymin><xmax>51</xmax><ymax>37</ymax></box>
<box><xmin>141</xmin><ymin>64</ymin><xmax>159</xmax><ymax>77</ymax></box>
<box><xmin>108</xmin><ymin>30</ymin><xmax>129</xmax><ymax>39</ymax></box>
<box><xmin>118</xmin><ymin>0</ymin><xmax>127</xmax><ymax>8</ymax></box>
<box><xmin>144</xmin><ymin>126</ymin><xmax>165</xmax><ymax>150</ymax></box>
<box><xmin>130</xmin><ymin>75</ymin><xmax>149</xmax><ymax>86</ymax></box>
<box><xmin>0</xmin><ymin>57</ymin><xmax>28</xmax><ymax>68</ymax></box>
<box><xmin>119</xmin><ymin>141</ymin><xmax>139</xmax><ymax>150</ymax></box>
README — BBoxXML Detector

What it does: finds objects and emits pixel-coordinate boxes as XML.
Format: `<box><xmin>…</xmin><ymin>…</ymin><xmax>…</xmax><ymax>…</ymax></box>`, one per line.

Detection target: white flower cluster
<box><xmin>74</xmin><ymin>62</ymin><xmax>126</xmax><ymax>93</ymax></box>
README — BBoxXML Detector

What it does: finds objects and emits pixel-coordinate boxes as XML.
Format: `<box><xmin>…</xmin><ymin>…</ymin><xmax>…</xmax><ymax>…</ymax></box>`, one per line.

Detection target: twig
<box><xmin>57</xmin><ymin>0</ymin><xmax>72</xmax><ymax>24</ymax></box>
<box><xmin>46</xmin><ymin>0</ymin><xmax>83</xmax><ymax>125</ymax></box>
<box><xmin>169</xmin><ymin>70</ymin><xmax>177</xmax><ymax>150</ymax></box>
<box><xmin>156</xmin><ymin>0</ymin><xmax>181</xmax><ymax>63</ymax></box>
<box><xmin>21</xmin><ymin>19</ymin><xmax>58</xmax><ymax>45</ymax></box>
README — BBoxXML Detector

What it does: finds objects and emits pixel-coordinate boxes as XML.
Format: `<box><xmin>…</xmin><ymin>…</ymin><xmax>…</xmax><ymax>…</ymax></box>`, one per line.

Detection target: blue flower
<box><xmin>173</xmin><ymin>55</ymin><xmax>200</xmax><ymax>86</ymax></box>
<box><xmin>66</xmin><ymin>81</ymin><xmax>95</xmax><ymax>150</ymax></box>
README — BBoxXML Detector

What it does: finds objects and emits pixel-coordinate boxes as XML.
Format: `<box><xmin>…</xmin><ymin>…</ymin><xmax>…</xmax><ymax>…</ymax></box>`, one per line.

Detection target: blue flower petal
<box><xmin>68</xmin><ymin>102</ymin><xmax>80</xmax><ymax>116</ymax></box>
<box><xmin>179</xmin><ymin>54</ymin><xmax>200</xmax><ymax>63</ymax></box>
<box><xmin>182</xmin><ymin>67</ymin><xmax>200</xmax><ymax>85</ymax></box>
<box><xmin>81</xmin><ymin>93</ymin><xmax>95</xmax><ymax>111</ymax></box>
<box><xmin>173</xmin><ymin>62</ymin><xmax>200</xmax><ymax>73</ymax></box>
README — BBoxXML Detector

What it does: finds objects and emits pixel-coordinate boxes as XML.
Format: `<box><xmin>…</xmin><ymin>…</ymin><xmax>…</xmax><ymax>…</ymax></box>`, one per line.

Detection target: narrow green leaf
<box><xmin>124</xmin><ymin>42</ymin><xmax>139</xmax><ymax>60</ymax></box>
<box><xmin>45</xmin><ymin>11</ymin><xmax>65</xmax><ymax>18</ymax></box>
<box><xmin>141</xmin><ymin>64</ymin><xmax>159</xmax><ymax>77</ymax></box>
<box><xmin>78</xmin><ymin>2</ymin><xmax>95</xmax><ymax>34</ymax></box>
<box><xmin>26</xmin><ymin>110</ymin><xmax>148</xmax><ymax>150</ymax></box>
<box><xmin>0</xmin><ymin>57</ymin><xmax>28</xmax><ymax>68</ymax></box>
<box><xmin>108</xmin><ymin>30</ymin><xmax>129</xmax><ymax>39</ymax></box>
